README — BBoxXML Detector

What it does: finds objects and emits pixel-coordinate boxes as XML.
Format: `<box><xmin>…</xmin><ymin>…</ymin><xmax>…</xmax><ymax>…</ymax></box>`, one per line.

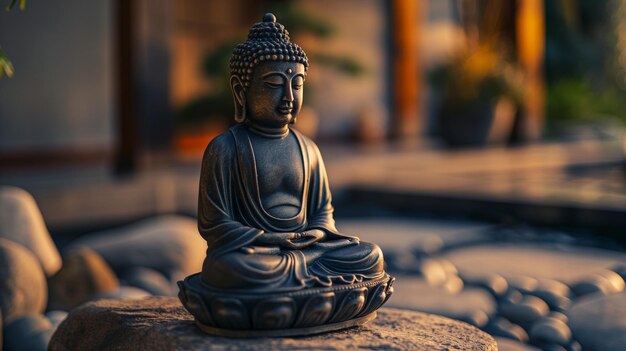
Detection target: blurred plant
<box><xmin>0</xmin><ymin>0</ymin><xmax>26</xmax><ymax>78</ymax></box>
<box><xmin>429</xmin><ymin>0</ymin><xmax>524</xmax><ymax>109</ymax></box>
<box><xmin>545</xmin><ymin>0</ymin><xmax>626</xmax><ymax>126</ymax></box>
<box><xmin>428</xmin><ymin>0</ymin><xmax>524</xmax><ymax>146</ymax></box>
<box><xmin>5</xmin><ymin>0</ymin><xmax>24</xmax><ymax>11</ymax></box>
<box><xmin>547</xmin><ymin>78</ymin><xmax>626</xmax><ymax>124</ymax></box>
<box><xmin>177</xmin><ymin>3</ymin><xmax>366</xmax><ymax>129</ymax></box>
<box><xmin>429</xmin><ymin>43</ymin><xmax>523</xmax><ymax>107</ymax></box>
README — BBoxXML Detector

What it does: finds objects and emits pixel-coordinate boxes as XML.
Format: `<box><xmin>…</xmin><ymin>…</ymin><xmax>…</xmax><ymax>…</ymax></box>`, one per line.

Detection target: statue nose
<box><xmin>282</xmin><ymin>84</ymin><xmax>294</xmax><ymax>102</ymax></box>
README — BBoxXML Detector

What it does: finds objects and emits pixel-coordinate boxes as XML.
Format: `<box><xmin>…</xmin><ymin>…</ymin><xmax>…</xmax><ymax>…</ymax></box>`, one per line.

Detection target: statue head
<box><xmin>230</xmin><ymin>13</ymin><xmax>309</xmax><ymax>127</ymax></box>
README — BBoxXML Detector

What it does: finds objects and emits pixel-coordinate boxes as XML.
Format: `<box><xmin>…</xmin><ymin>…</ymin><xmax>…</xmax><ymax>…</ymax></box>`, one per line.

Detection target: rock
<box><xmin>529</xmin><ymin>317</ymin><xmax>572</xmax><ymax>346</ymax></box>
<box><xmin>485</xmin><ymin>317</ymin><xmax>528</xmax><ymax>342</ymax></box>
<box><xmin>417</xmin><ymin>258</ymin><xmax>448</xmax><ymax>286</ymax></box>
<box><xmin>499</xmin><ymin>296</ymin><xmax>549</xmax><ymax>328</ymax></box>
<box><xmin>571</xmin><ymin>270</ymin><xmax>624</xmax><ymax>298</ymax></box>
<box><xmin>500</xmin><ymin>289</ymin><xmax>523</xmax><ymax>305</ymax></box>
<box><xmin>434</xmin><ymin>258</ymin><xmax>459</xmax><ymax>276</ymax></box>
<box><xmin>571</xmin><ymin>274</ymin><xmax>613</xmax><ymax>297</ymax></box>
<box><xmin>597</xmin><ymin>270</ymin><xmax>625</xmax><ymax>293</ymax></box>
<box><xmin>48</xmin><ymin>248</ymin><xmax>119</xmax><ymax>310</ymax></box>
<box><xmin>0</xmin><ymin>186</ymin><xmax>62</xmax><ymax>276</ymax></box>
<box><xmin>49</xmin><ymin>297</ymin><xmax>498</xmax><ymax>351</ymax></box>
<box><xmin>548</xmin><ymin>312</ymin><xmax>568</xmax><ymax>323</ymax></box>
<box><xmin>495</xmin><ymin>337</ymin><xmax>540</xmax><ymax>351</ymax></box>
<box><xmin>2</xmin><ymin>314</ymin><xmax>53</xmax><ymax>351</ymax></box>
<box><xmin>460</xmin><ymin>271</ymin><xmax>508</xmax><ymax>298</ymax></box>
<box><xmin>45</xmin><ymin>310</ymin><xmax>68</xmax><ymax>331</ymax></box>
<box><xmin>533</xmin><ymin>345</ymin><xmax>566</xmax><ymax>351</ymax></box>
<box><xmin>567</xmin><ymin>293</ymin><xmax>626</xmax><ymax>351</ymax></box>
<box><xmin>0</xmin><ymin>239</ymin><xmax>47</xmax><ymax>322</ymax></box>
<box><xmin>544</xmin><ymin>295</ymin><xmax>571</xmax><ymax>313</ymax></box>
<box><xmin>612</xmin><ymin>263</ymin><xmax>626</xmax><ymax>280</ymax></box>
<box><xmin>442</xmin><ymin>275</ymin><xmax>464</xmax><ymax>294</ymax></box>
<box><xmin>534</xmin><ymin>343</ymin><xmax>581</xmax><ymax>351</ymax></box>
<box><xmin>95</xmin><ymin>286</ymin><xmax>152</xmax><ymax>300</ymax></box>
<box><xmin>121</xmin><ymin>267</ymin><xmax>176</xmax><ymax>296</ymax></box>
<box><xmin>535</xmin><ymin>278</ymin><xmax>570</xmax><ymax>298</ymax></box>
<box><xmin>459</xmin><ymin>309</ymin><xmax>490</xmax><ymax>328</ymax></box>
<box><xmin>508</xmin><ymin>275</ymin><xmax>538</xmax><ymax>295</ymax></box>
<box><xmin>388</xmin><ymin>275</ymin><xmax>496</xmax><ymax>327</ymax></box>
<box><xmin>566</xmin><ymin>340</ymin><xmax>582</xmax><ymax>351</ymax></box>
<box><xmin>66</xmin><ymin>215</ymin><xmax>206</xmax><ymax>280</ymax></box>
<box><xmin>529</xmin><ymin>279</ymin><xmax>571</xmax><ymax>311</ymax></box>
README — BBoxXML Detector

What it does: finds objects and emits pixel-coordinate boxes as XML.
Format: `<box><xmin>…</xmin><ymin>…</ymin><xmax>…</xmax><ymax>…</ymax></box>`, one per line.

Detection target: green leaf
<box><xmin>0</xmin><ymin>48</ymin><xmax>15</xmax><ymax>78</ymax></box>
<box><xmin>201</xmin><ymin>40</ymin><xmax>239</xmax><ymax>78</ymax></box>
<box><xmin>6</xmin><ymin>0</ymin><xmax>17</xmax><ymax>11</ymax></box>
<box><xmin>5</xmin><ymin>0</ymin><xmax>24</xmax><ymax>11</ymax></box>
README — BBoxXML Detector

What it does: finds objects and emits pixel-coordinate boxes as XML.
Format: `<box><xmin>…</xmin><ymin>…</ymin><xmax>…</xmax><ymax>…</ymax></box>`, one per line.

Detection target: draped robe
<box><xmin>199</xmin><ymin>124</ymin><xmax>384</xmax><ymax>292</ymax></box>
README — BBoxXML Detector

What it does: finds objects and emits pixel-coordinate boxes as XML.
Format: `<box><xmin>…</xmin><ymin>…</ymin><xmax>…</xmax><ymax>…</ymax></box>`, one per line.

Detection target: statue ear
<box><xmin>230</xmin><ymin>75</ymin><xmax>246</xmax><ymax>123</ymax></box>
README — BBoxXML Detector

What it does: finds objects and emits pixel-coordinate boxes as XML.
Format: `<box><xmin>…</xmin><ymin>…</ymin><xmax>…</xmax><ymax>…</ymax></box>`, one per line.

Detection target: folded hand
<box><xmin>255</xmin><ymin>230</ymin><xmax>325</xmax><ymax>249</ymax></box>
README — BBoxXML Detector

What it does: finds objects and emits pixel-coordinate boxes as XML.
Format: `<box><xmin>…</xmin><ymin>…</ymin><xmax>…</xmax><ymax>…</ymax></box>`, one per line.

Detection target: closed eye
<box><xmin>264</xmin><ymin>81</ymin><xmax>282</xmax><ymax>88</ymax></box>
<box><xmin>292</xmin><ymin>75</ymin><xmax>304</xmax><ymax>90</ymax></box>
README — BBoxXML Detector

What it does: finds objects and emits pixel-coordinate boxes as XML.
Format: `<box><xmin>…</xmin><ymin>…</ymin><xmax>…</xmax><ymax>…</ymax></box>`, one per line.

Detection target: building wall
<box><xmin>0</xmin><ymin>0</ymin><xmax>113</xmax><ymax>152</ymax></box>
<box><xmin>298</xmin><ymin>0</ymin><xmax>390</xmax><ymax>138</ymax></box>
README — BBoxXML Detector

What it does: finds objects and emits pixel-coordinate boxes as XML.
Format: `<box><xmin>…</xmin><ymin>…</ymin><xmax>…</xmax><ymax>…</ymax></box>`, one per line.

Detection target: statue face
<box><xmin>245</xmin><ymin>61</ymin><xmax>305</xmax><ymax>128</ymax></box>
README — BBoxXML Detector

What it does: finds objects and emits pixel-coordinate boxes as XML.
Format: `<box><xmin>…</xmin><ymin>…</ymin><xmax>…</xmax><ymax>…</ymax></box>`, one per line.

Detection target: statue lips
<box><xmin>277</xmin><ymin>104</ymin><xmax>293</xmax><ymax>115</ymax></box>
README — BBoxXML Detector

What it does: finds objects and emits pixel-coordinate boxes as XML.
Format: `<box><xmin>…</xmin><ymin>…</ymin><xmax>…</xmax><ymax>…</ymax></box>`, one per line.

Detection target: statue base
<box><xmin>195</xmin><ymin>312</ymin><xmax>377</xmax><ymax>338</ymax></box>
<box><xmin>177</xmin><ymin>273</ymin><xmax>394</xmax><ymax>337</ymax></box>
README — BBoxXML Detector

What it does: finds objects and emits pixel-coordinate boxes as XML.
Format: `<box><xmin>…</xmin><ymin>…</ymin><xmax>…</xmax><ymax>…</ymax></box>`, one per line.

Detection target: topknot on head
<box><xmin>263</xmin><ymin>13</ymin><xmax>276</xmax><ymax>23</ymax></box>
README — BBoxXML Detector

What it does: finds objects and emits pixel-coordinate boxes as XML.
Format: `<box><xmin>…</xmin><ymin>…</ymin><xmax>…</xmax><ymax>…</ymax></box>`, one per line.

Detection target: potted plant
<box><xmin>429</xmin><ymin>43</ymin><xmax>523</xmax><ymax>147</ymax></box>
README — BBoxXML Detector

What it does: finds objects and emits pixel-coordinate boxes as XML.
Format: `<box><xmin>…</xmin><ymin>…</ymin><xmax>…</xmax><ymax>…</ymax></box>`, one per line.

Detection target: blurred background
<box><xmin>1</xmin><ymin>1</ymin><xmax>626</xmax><ymax>350</ymax></box>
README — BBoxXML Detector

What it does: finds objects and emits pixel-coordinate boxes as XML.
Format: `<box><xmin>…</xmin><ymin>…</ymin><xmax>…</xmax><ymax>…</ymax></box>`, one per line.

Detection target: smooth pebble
<box><xmin>461</xmin><ymin>272</ymin><xmax>509</xmax><ymax>298</ymax></box>
<box><xmin>486</xmin><ymin>317</ymin><xmax>529</xmax><ymax>342</ymax></box>
<box><xmin>529</xmin><ymin>317</ymin><xmax>572</xmax><ymax>346</ymax></box>
<box><xmin>2</xmin><ymin>314</ymin><xmax>53</xmax><ymax>351</ymax></box>
<box><xmin>121</xmin><ymin>267</ymin><xmax>176</xmax><ymax>296</ymax></box>
<box><xmin>0</xmin><ymin>186</ymin><xmax>62</xmax><ymax>276</ymax></box>
<box><xmin>0</xmin><ymin>239</ymin><xmax>47</xmax><ymax>322</ymax></box>
<box><xmin>500</xmin><ymin>295</ymin><xmax>549</xmax><ymax>328</ymax></box>
<box><xmin>48</xmin><ymin>248</ymin><xmax>119</xmax><ymax>310</ymax></box>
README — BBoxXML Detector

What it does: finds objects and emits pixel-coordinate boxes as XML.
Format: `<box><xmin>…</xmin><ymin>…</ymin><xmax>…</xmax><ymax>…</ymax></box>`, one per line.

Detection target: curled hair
<box><xmin>229</xmin><ymin>13</ymin><xmax>309</xmax><ymax>88</ymax></box>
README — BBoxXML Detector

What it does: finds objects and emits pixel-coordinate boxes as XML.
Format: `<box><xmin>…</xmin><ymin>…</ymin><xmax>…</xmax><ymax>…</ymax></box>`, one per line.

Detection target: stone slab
<box><xmin>49</xmin><ymin>297</ymin><xmax>497</xmax><ymax>351</ymax></box>
<box><xmin>567</xmin><ymin>293</ymin><xmax>626</xmax><ymax>351</ymax></box>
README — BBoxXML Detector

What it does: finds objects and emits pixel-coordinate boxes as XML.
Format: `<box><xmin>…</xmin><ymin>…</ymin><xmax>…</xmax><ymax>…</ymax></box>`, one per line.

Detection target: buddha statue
<box><xmin>178</xmin><ymin>13</ymin><xmax>394</xmax><ymax>337</ymax></box>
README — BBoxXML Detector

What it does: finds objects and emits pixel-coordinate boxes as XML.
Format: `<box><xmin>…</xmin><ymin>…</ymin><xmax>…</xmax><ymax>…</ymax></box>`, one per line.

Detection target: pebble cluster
<box><xmin>230</xmin><ymin>13</ymin><xmax>309</xmax><ymax>89</ymax></box>
<box><xmin>381</xmin><ymin>229</ymin><xmax>626</xmax><ymax>351</ymax></box>
<box><xmin>0</xmin><ymin>187</ymin><xmax>201</xmax><ymax>351</ymax></box>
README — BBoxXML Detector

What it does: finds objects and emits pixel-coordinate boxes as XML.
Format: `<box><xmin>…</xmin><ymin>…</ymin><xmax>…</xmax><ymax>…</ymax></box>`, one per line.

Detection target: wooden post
<box><xmin>114</xmin><ymin>0</ymin><xmax>138</xmax><ymax>174</ymax></box>
<box><xmin>516</xmin><ymin>0</ymin><xmax>545</xmax><ymax>141</ymax></box>
<box><xmin>390</xmin><ymin>0</ymin><xmax>422</xmax><ymax>139</ymax></box>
